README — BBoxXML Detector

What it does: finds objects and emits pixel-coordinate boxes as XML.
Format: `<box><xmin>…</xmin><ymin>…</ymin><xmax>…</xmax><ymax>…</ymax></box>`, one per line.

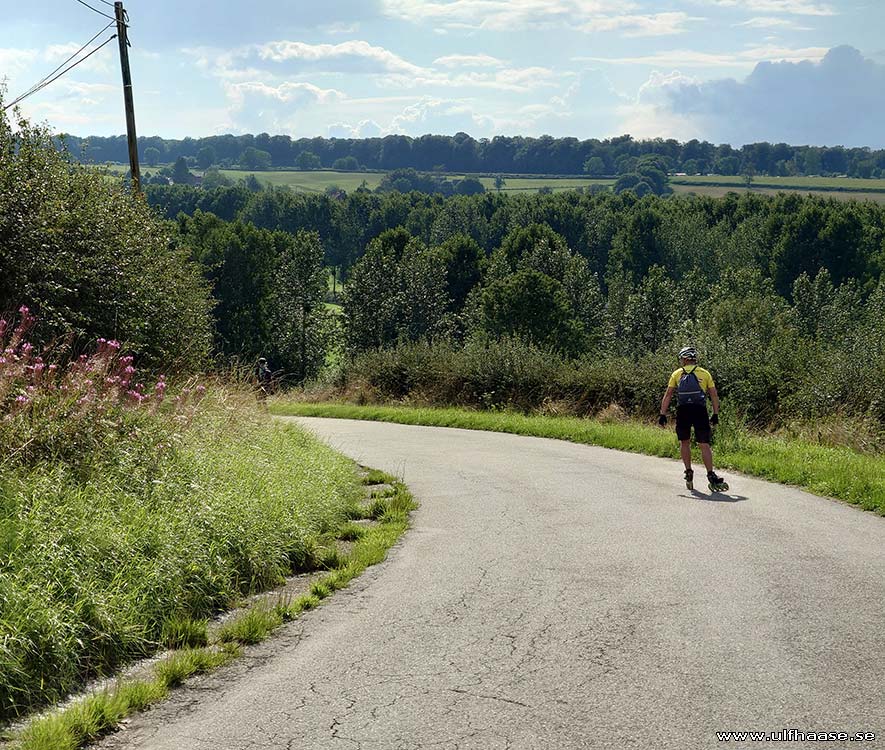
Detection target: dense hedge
<box><xmin>0</xmin><ymin>109</ymin><xmax>212</xmax><ymax>372</ymax></box>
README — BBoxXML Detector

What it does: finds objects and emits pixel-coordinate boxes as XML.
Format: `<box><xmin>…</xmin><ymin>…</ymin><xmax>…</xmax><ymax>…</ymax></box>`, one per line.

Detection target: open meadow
<box><xmin>670</xmin><ymin>183</ymin><xmax>885</xmax><ymax>203</ymax></box>
<box><xmin>216</xmin><ymin>169</ymin><xmax>616</xmax><ymax>194</ymax></box>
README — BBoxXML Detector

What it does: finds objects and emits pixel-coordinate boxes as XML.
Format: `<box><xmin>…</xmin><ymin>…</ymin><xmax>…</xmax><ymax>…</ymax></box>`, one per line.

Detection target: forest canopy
<box><xmin>64</xmin><ymin>131</ymin><xmax>885</xmax><ymax>179</ymax></box>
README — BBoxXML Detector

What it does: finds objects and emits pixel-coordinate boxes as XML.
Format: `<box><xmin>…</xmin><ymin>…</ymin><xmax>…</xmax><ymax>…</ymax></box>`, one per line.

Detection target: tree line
<box><xmin>145</xmin><ymin>178</ymin><xmax>885</xmax><ymax>430</ymax></box>
<box><xmin>63</xmin><ymin>131</ymin><xmax>885</xmax><ymax>178</ymax></box>
<box><xmin>146</xmin><ymin>182</ymin><xmax>885</xmax><ymax>296</ymax></box>
<box><xmin>10</xmin><ymin>104</ymin><xmax>885</xmax><ymax>431</ymax></box>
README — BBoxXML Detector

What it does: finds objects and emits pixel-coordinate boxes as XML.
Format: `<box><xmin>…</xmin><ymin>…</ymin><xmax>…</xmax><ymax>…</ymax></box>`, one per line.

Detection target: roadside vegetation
<box><xmin>0</xmin><ymin>104</ymin><xmax>416</xmax><ymax>748</ymax></box>
<box><xmin>6</xmin><ymin>460</ymin><xmax>415</xmax><ymax>750</ymax></box>
<box><xmin>0</xmin><ymin>307</ymin><xmax>366</xmax><ymax>722</ymax></box>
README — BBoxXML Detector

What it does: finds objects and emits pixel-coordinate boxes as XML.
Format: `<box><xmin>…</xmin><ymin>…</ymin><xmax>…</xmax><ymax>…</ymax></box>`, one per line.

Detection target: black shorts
<box><xmin>676</xmin><ymin>404</ymin><xmax>711</xmax><ymax>443</ymax></box>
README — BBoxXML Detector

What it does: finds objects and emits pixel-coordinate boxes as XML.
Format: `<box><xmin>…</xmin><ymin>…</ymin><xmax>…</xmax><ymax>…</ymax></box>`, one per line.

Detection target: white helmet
<box><xmin>678</xmin><ymin>346</ymin><xmax>698</xmax><ymax>361</ymax></box>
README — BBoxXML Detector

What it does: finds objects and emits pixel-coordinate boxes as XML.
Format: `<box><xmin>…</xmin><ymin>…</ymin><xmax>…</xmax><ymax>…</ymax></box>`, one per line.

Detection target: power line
<box><xmin>2</xmin><ymin>34</ymin><xmax>117</xmax><ymax>112</ymax></box>
<box><xmin>4</xmin><ymin>21</ymin><xmax>115</xmax><ymax>111</ymax></box>
<box><xmin>73</xmin><ymin>0</ymin><xmax>116</xmax><ymax>21</ymax></box>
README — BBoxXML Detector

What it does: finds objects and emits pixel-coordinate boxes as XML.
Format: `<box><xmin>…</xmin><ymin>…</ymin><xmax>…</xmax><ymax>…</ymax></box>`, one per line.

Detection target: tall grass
<box><xmin>0</xmin><ymin>311</ymin><xmax>362</xmax><ymax>722</ymax></box>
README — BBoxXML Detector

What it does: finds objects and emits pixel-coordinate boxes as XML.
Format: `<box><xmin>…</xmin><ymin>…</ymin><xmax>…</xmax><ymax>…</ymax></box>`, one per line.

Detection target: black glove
<box><xmin>658</xmin><ymin>414</ymin><xmax>668</xmax><ymax>426</ymax></box>
<box><xmin>710</xmin><ymin>413</ymin><xmax>719</xmax><ymax>426</ymax></box>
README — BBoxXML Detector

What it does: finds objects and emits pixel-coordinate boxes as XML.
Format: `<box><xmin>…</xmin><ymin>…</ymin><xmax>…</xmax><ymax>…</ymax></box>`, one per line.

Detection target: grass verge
<box><xmin>5</xmin><ymin>473</ymin><xmax>416</xmax><ymax>750</ymax></box>
<box><xmin>271</xmin><ymin>402</ymin><xmax>885</xmax><ymax>516</ymax></box>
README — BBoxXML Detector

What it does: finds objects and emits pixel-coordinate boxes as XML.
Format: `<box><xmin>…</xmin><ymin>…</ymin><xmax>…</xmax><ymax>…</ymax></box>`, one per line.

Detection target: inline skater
<box><xmin>658</xmin><ymin>346</ymin><xmax>729</xmax><ymax>492</ymax></box>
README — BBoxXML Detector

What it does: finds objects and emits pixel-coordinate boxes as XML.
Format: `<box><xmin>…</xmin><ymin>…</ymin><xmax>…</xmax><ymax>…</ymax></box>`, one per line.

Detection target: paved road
<box><xmin>98</xmin><ymin>418</ymin><xmax>885</xmax><ymax>750</ymax></box>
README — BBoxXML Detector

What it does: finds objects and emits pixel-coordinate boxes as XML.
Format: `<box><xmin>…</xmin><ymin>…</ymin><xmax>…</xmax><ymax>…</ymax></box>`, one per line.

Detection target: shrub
<box><xmin>0</xmin><ymin>107</ymin><xmax>212</xmax><ymax>372</ymax></box>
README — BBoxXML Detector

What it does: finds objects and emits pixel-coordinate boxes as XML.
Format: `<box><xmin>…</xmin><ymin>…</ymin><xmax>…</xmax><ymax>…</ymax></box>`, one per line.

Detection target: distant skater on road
<box><xmin>256</xmin><ymin>357</ymin><xmax>273</xmax><ymax>399</ymax></box>
<box><xmin>658</xmin><ymin>346</ymin><xmax>729</xmax><ymax>492</ymax></box>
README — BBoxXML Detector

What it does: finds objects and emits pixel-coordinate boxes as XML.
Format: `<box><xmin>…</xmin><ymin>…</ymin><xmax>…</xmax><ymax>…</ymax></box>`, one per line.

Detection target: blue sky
<box><xmin>2</xmin><ymin>0</ymin><xmax>884</xmax><ymax>146</ymax></box>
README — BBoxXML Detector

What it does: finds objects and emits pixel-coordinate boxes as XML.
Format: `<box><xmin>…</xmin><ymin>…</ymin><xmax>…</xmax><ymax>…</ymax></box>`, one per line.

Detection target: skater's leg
<box><xmin>680</xmin><ymin>439</ymin><xmax>692</xmax><ymax>470</ymax></box>
<box><xmin>699</xmin><ymin>442</ymin><xmax>713</xmax><ymax>473</ymax></box>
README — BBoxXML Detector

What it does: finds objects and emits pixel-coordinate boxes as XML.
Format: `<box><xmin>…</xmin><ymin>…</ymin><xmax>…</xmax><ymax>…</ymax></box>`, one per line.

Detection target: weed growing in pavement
<box><xmin>159</xmin><ymin>618</ymin><xmax>209</xmax><ymax>650</ymax></box>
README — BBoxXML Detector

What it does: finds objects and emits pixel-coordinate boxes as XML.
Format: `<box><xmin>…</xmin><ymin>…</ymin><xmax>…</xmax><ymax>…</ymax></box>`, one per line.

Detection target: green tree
<box><xmin>0</xmin><ymin>109</ymin><xmax>211</xmax><ymax>371</ymax></box>
<box><xmin>622</xmin><ymin>266</ymin><xmax>680</xmax><ymax>355</ymax></box>
<box><xmin>332</xmin><ymin>156</ymin><xmax>360</xmax><ymax>170</ymax></box>
<box><xmin>272</xmin><ymin>230</ymin><xmax>328</xmax><ymax>381</ymax></box>
<box><xmin>295</xmin><ymin>150</ymin><xmax>321</xmax><ymax>170</ymax></box>
<box><xmin>240</xmin><ymin>147</ymin><xmax>272</xmax><ymax>170</ymax></box>
<box><xmin>455</xmin><ymin>177</ymin><xmax>485</xmax><ymax>195</ymax></box>
<box><xmin>172</xmin><ymin>156</ymin><xmax>194</xmax><ymax>185</ymax></box>
<box><xmin>201</xmin><ymin>168</ymin><xmax>232</xmax><ymax>190</ymax></box>
<box><xmin>480</xmin><ymin>269</ymin><xmax>584</xmax><ymax>354</ymax></box>
<box><xmin>583</xmin><ymin>156</ymin><xmax>607</xmax><ymax>176</ymax></box>
<box><xmin>494</xmin><ymin>175</ymin><xmax>506</xmax><ymax>191</ymax></box>
<box><xmin>181</xmin><ymin>211</ymin><xmax>281</xmax><ymax>361</ymax></box>
<box><xmin>144</xmin><ymin>146</ymin><xmax>161</xmax><ymax>166</ymax></box>
<box><xmin>343</xmin><ymin>229</ymin><xmax>450</xmax><ymax>352</ymax></box>
<box><xmin>435</xmin><ymin>234</ymin><xmax>484</xmax><ymax>313</ymax></box>
<box><xmin>197</xmin><ymin>145</ymin><xmax>217</xmax><ymax>169</ymax></box>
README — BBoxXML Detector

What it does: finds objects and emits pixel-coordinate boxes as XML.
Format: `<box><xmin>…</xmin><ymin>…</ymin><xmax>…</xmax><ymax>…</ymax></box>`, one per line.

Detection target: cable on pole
<box><xmin>2</xmin><ymin>34</ymin><xmax>117</xmax><ymax>112</ymax></box>
<box><xmin>3</xmin><ymin>21</ymin><xmax>115</xmax><ymax>111</ymax></box>
<box><xmin>73</xmin><ymin>0</ymin><xmax>116</xmax><ymax>21</ymax></box>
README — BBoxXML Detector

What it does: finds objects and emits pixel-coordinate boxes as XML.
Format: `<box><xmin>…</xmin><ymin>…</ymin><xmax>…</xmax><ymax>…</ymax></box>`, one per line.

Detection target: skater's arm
<box><xmin>708</xmin><ymin>386</ymin><xmax>720</xmax><ymax>415</ymax></box>
<box><xmin>660</xmin><ymin>386</ymin><xmax>674</xmax><ymax>415</ymax></box>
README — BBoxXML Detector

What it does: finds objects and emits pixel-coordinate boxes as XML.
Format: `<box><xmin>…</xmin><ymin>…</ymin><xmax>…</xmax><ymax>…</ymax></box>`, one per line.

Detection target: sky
<box><xmin>2</xmin><ymin>0</ymin><xmax>885</xmax><ymax>147</ymax></box>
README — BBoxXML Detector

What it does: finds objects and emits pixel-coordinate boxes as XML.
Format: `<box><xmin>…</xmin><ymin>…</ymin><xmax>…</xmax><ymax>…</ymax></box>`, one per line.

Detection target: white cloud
<box><xmin>61</xmin><ymin>80</ymin><xmax>116</xmax><ymax>106</ymax></box>
<box><xmin>386</xmin><ymin>96</ymin><xmax>496</xmax><ymax>136</ymax></box>
<box><xmin>256</xmin><ymin>40</ymin><xmax>424</xmax><ymax>75</ymax></box>
<box><xmin>321</xmin><ymin>22</ymin><xmax>361</xmax><ymax>35</ymax></box>
<box><xmin>381</xmin><ymin>0</ymin><xmax>643</xmax><ymax>31</ymax></box>
<box><xmin>379</xmin><ymin>65</ymin><xmax>566</xmax><ymax>93</ymax></box>
<box><xmin>735</xmin><ymin>16</ymin><xmax>812</xmax><ymax>29</ymax></box>
<box><xmin>327</xmin><ymin>120</ymin><xmax>383</xmax><ymax>138</ymax></box>
<box><xmin>692</xmin><ymin>0</ymin><xmax>836</xmax><ymax>16</ymax></box>
<box><xmin>221</xmin><ymin>81</ymin><xmax>345</xmax><ymax>134</ymax></box>
<box><xmin>580</xmin><ymin>11</ymin><xmax>701</xmax><ymax>36</ymax></box>
<box><xmin>631</xmin><ymin>46</ymin><xmax>885</xmax><ymax>148</ymax></box>
<box><xmin>576</xmin><ymin>45</ymin><xmax>828</xmax><ymax>67</ymax></box>
<box><xmin>433</xmin><ymin>53</ymin><xmax>507</xmax><ymax>68</ymax></box>
<box><xmin>45</xmin><ymin>42</ymin><xmax>112</xmax><ymax>74</ymax></box>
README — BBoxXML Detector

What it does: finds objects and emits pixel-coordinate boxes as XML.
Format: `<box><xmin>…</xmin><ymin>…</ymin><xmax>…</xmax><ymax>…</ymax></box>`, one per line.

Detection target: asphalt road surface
<box><xmin>97</xmin><ymin>418</ymin><xmax>885</xmax><ymax>750</ymax></box>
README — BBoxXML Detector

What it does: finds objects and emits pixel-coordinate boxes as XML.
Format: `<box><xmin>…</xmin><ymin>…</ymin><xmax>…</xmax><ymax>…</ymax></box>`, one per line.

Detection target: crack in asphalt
<box><xmin>448</xmin><ymin>687</ymin><xmax>531</xmax><ymax>708</ymax></box>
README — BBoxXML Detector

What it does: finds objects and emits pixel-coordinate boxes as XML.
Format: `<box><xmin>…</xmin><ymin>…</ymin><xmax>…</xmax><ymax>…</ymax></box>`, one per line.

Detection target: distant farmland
<box><xmin>100</xmin><ymin>163</ymin><xmax>885</xmax><ymax>201</ymax></box>
<box><xmin>670</xmin><ymin>183</ymin><xmax>885</xmax><ymax>204</ymax></box>
<box><xmin>670</xmin><ymin>174</ymin><xmax>885</xmax><ymax>191</ymax></box>
<box><xmin>216</xmin><ymin>170</ymin><xmax>616</xmax><ymax>194</ymax></box>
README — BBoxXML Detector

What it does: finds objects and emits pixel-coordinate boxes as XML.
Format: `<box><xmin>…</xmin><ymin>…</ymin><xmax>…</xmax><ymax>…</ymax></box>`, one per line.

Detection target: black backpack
<box><xmin>677</xmin><ymin>366</ymin><xmax>706</xmax><ymax>406</ymax></box>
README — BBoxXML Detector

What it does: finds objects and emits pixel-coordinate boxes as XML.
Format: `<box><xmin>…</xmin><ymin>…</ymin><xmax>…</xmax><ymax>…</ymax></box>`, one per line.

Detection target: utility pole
<box><xmin>114</xmin><ymin>2</ymin><xmax>140</xmax><ymax>192</ymax></box>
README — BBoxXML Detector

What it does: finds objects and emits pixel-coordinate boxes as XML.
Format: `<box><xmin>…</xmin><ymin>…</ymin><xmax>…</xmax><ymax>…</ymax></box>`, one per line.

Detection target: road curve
<box><xmin>97</xmin><ymin>418</ymin><xmax>885</xmax><ymax>750</ymax></box>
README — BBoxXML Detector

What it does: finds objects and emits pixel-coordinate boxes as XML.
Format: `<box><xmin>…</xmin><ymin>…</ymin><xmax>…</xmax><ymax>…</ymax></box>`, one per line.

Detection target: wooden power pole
<box><xmin>114</xmin><ymin>2</ymin><xmax>140</xmax><ymax>192</ymax></box>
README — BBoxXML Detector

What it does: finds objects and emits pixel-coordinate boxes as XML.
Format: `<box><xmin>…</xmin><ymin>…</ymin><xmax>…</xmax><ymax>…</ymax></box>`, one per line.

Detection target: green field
<box><xmin>99</xmin><ymin>162</ymin><xmax>885</xmax><ymax>199</ymax></box>
<box><xmin>671</xmin><ymin>183</ymin><xmax>885</xmax><ymax>204</ymax></box>
<box><xmin>671</xmin><ymin>174</ymin><xmax>885</xmax><ymax>191</ymax></box>
<box><xmin>217</xmin><ymin>170</ymin><xmax>614</xmax><ymax>194</ymax></box>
